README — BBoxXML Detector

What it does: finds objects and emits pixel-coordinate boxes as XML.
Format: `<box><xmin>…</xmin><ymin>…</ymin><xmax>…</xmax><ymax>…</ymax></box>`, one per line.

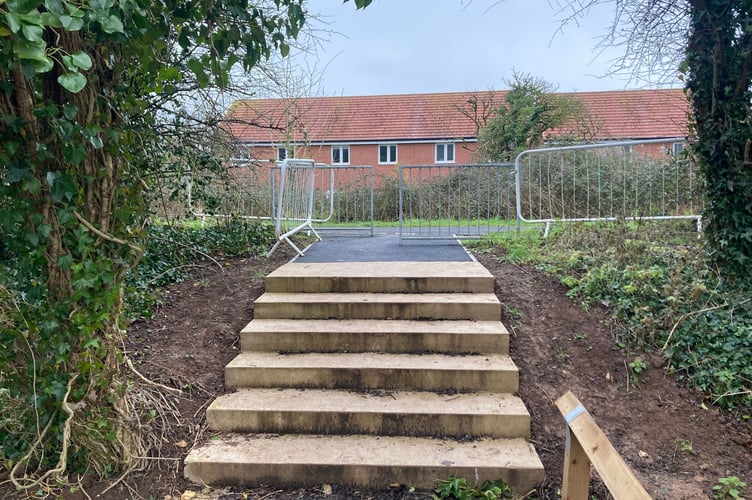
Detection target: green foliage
<box><xmin>466</xmin><ymin>231</ymin><xmax>546</xmax><ymax>264</ymax></box>
<box><xmin>542</xmin><ymin>225</ymin><xmax>752</xmax><ymax>409</ymax></box>
<box><xmin>0</xmin><ymin>0</ymin><xmax>324</xmax><ymax>487</ymax></box>
<box><xmin>686</xmin><ymin>2</ymin><xmax>752</xmax><ymax>283</ymax></box>
<box><xmin>477</xmin><ymin>72</ymin><xmax>591</xmax><ymax>162</ymax></box>
<box><xmin>628</xmin><ymin>357</ymin><xmax>647</xmax><ymax>387</ymax></box>
<box><xmin>713</xmin><ymin>476</ymin><xmax>747</xmax><ymax>500</ymax></box>
<box><xmin>434</xmin><ymin>475</ymin><xmax>512</xmax><ymax>500</ymax></box>
<box><xmin>124</xmin><ymin>220</ymin><xmax>275</xmax><ymax>319</ymax></box>
<box><xmin>489</xmin><ymin>222</ymin><xmax>751</xmax><ymax>411</ymax></box>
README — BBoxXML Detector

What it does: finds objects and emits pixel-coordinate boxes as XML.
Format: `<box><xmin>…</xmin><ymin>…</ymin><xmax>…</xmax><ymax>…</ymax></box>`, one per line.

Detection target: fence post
<box><xmin>555</xmin><ymin>391</ymin><xmax>651</xmax><ymax>500</ymax></box>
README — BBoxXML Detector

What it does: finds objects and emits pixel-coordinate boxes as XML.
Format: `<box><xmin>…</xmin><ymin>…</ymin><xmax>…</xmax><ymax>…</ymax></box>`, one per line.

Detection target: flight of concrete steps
<box><xmin>184</xmin><ymin>261</ymin><xmax>544</xmax><ymax>493</ymax></box>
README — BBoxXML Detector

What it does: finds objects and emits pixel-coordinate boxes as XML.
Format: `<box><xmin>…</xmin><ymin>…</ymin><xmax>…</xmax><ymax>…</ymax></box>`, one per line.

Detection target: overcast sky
<box><xmin>301</xmin><ymin>0</ymin><xmax>682</xmax><ymax>96</ymax></box>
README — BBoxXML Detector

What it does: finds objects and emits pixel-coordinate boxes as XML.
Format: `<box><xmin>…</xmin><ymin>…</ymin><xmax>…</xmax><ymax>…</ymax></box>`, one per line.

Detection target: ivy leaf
<box><xmin>56</xmin><ymin>254</ymin><xmax>73</xmax><ymax>270</ymax></box>
<box><xmin>70</xmin><ymin>51</ymin><xmax>92</xmax><ymax>70</ymax></box>
<box><xmin>28</xmin><ymin>57</ymin><xmax>54</xmax><ymax>73</ymax></box>
<box><xmin>6</xmin><ymin>13</ymin><xmax>22</xmax><ymax>33</ymax></box>
<box><xmin>21</xmin><ymin>22</ymin><xmax>44</xmax><ymax>42</ymax></box>
<box><xmin>64</xmin><ymin>3</ymin><xmax>85</xmax><ymax>17</ymax></box>
<box><xmin>60</xmin><ymin>14</ymin><xmax>84</xmax><ymax>31</ymax></box>
<box><xmin>100</xmin><ymin>15</ymin><xmax>124</xmax><ymax>34</ymax></box>
<box><xmin>44</xmin><ymin>0</ymin><xmax>65</xmax><ymax>16</ymax></box>
<box><xmin>88</xmin><ymin>135</ymin><xmax>103</xmax><ymax>149</ymax></box>
<box><xmin>58</xmin><ymin>71</ymin><xmax>87</xmax><ymax>93</ymax></box>
<box><xmin>4</xmin><ymin>165</ymin><xmax>33</xmax><ymax>183</ymax></box>
<box><xmin>38</xmin><ymin>12</ymin><xmax>63</xmax><ymax>27</ymax></box>
<box><xmin>62</xmin><ymin>104</ymin><xmax>78</xmax><ymax>120</ymax></box>
<box><xmin>90</xmin><ymin>0</ymin><xmax>114</xmax><ymax>9</ymax></box>
<box><xmin>48</xmin><ymin>172</ymin><xmax>77</xmax><ymax>203</ymax></box>
<box><xmin>62</xmin><ymin>52</ymin><xmax>92</xmax><ymax>72</ymax></box>
<box><xmin>13</xmin><ymin>36</ymin><xmax>48</xmax><ymax>62</ymax></box>
<box><xmin>6</xmin><ymin>0</ymin><xmax>43</xmax><ymax>13</ymax></box>
<box><xmin>26</xmin><ymin>231</ymin><xmax>39</xmax><ymax>246</ymax></box>
<box><xmin>63</xmin><ymin>143</ymin><xmax>88</xmax><ymax>164</ymax></box>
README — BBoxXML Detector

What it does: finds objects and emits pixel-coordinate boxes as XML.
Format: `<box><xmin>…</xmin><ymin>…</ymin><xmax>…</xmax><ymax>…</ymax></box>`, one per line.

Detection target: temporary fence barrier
<box><xmin>271</xmin><ymin>164</ymin><xmax>374</xmax><ymax>236</ymax></box>
<box><xmin>267</xmin><ymin>159</ymin><xmax>320</xmax><ymax>257</ymax></box>
<box><xmin>515</xmin><ymin>139</ymin><xmax>703</xmax><ymax>236</ymax></box>
<box><xmin>398</xmin><ymin>164</ymin><xmax>517</xmax><ymax>242</ymax></box>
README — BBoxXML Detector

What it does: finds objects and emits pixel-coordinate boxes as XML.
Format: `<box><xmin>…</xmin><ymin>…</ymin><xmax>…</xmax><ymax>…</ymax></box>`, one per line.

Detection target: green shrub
<box><xmin>124</xmin><ymin>219</ymin><xmax>275</xmax><ymax>319</ymax></box>
<box><xmin>492</xmin><ymin>222</ymin><xmax>751</xmax><ymax>411</ymax></box>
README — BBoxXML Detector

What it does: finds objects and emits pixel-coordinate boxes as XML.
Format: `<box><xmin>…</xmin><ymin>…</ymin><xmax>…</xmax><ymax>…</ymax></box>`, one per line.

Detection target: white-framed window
<box><xmin>672</xmin><ymin>141</ymin><xmax>685</xmax><ymax>156</ymax></box>
<box><xmin>277</xmin><ymin>147</ymin><xmax>287</xmax><ymax>161</ymax></box>
<box><xmin>378</xmin><ymin>144</ymin><xmax>397</xmax><ymax>164</ymax></box>
<box><xmin>622</xmin><ymin>144</ymin><xmax>633</xmax><ymax>154</ymax></box>
<box><xmin>331</xmin><ymin>145</ymin><xmax>350</xmax><ymax>165</ymax></box>
<box><xmin>435</xmin><ymin>143</ymin><xmax>455</xmax><ymax>163</ymax></box>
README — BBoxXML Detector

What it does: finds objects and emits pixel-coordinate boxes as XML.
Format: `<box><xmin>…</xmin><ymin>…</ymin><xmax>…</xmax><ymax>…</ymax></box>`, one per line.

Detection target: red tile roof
<box><xmin>225</xmin><ymin>89</ymin><xmax>688</xmax><ymax>144</ymax></box>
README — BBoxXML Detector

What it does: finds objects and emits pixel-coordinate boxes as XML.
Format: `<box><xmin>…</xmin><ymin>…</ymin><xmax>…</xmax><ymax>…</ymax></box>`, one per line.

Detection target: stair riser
<box><xmin>265</xmin><ymin>276</ymin><xmax>493</xmax><ymax>294</ymax></box>
<box><xmin>225</xmin><ymin>367</ymin><xmax>518</xmax><ymax>393</ymax></box>
<box><xmin>184</xmin><ymin>462</ymin><xmax>542</xmax><ymax>492</ymax></box>
<box><xmin>240</xmin><ymin>331</ymin><xmax>508</xmax><ymax>354</ymax></box>
<box><xmin>254</xmin><ymin>302</ymin><xmax>500</xmax><ymax>321</ymax></box>
<box><xmin>206</xmin><ymin>410</ymin><xmax>529</xmax><ymax>439</ymax></box>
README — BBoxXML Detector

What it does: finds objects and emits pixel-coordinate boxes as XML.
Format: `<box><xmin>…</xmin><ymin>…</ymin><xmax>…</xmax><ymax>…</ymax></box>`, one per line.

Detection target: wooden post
<box><xmin>555</xmin><ymin>391</ymin><xmax>651</xmax><ymax>500</ymax></box>
<box><xmin>561</xmin><ymin>425</ymin><xmax>591</xmax><ymax>500</ymax></box>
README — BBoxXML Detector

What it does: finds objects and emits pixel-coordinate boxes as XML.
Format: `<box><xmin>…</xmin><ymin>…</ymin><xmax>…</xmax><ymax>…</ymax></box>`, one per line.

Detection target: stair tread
<box><xmin>242</xmin><ymin>319</ymin><xmax>508</xmax><ymax>335</ymax></box>
<box><xmin>255</xmin><ymin>292</ymin><xmax>501</xmax><ymax>304</ymax></box>
<box><xmin>187</xmin><ymin>433</ymin><xmax>542</xmax><ymax>467</ymax></box>
<box><xmin>227</xmin><ymin>351</ymin><xmax>517</xmax><ymax>371</ymax></box>
<box><xmin>210</xmin><ymin>388</ymin><xmax>528</xmax><ymax>415</ymax></box>
<box><xmin>185</xmin><ymin>434</ymin><xmax>544</xmax><ymax>489</ymax></box>
<box><xmin>267</xmin><ymin>261</ymin><xmax>494</xmax><ymax>279</ymax></box>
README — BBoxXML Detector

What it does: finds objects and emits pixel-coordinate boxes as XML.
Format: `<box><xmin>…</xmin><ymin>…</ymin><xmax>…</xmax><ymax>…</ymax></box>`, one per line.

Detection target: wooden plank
<box><xmin>561</xmin><ymin>426</ymin><xmax>591</xmax><ymax>500</ymax></box>
<box><xmin>556</xmin><ymin>391</ymin><xmax>651</xmax><ymax>500</ymax></box>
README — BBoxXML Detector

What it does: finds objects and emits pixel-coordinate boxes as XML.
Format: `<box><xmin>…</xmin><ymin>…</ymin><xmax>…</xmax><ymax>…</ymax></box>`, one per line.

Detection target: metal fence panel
<box><xmin>399</xmin><ymin>164</ymin><xmax>517</xmax><ymax>242</ymax></box>
<box><xmin>514</xmin><ymin>139</ymin><xmax>703</xmax><ymax>234</ymax></box>
<box><xmin>267</xmin><ymin>159</ymin><xmax>320</xmax><ymax>256</ymax></box>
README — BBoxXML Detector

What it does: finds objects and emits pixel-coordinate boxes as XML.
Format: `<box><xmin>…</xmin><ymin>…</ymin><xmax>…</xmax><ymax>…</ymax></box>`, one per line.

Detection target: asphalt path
<box><xmin>295</xmin><ymin>232</ymin><xmax>473</xmax><ymax>263</ymax></box>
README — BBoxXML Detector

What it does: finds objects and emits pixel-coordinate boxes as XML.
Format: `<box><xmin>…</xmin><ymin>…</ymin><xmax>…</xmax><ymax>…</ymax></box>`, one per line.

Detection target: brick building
<box><xmin>224</xmin><ymin>89</ymin><xmax>689</xmax><ymax>169</ymax></box>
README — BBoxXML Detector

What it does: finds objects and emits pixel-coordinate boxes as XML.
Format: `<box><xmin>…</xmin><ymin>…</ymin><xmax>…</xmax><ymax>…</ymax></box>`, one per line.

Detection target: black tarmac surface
<box><xmin>295</xmin><ymin>233</ymin><xmax>473</xmax><ymax>263</ymax></box>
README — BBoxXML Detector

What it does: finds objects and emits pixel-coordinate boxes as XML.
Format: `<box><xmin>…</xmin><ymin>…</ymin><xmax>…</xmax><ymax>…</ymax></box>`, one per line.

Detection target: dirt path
<box><xmin>8</xmin><ymin>249</ymin><xmax>748</xmax><ymax>499</ymax></box>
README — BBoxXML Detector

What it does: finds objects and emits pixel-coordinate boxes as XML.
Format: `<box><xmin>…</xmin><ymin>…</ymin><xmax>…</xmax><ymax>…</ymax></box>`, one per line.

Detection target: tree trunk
<box><xmin>687</xmin><ymin>0</ymin><xmax>752</xmax><ymax>282</ymax></box>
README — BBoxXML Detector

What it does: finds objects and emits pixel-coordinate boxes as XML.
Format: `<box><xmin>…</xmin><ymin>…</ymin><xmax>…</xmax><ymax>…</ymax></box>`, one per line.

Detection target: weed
<box><xmin>628</xmin><ymin>357</ymin><xmax>648</xmax><ymax>387</ymax></box>
<box><xmin>713</xmin><ymin>476</ymin><xmax>747</xmax><ymax>499</ymax></box>
<box><xmin>433</xmin><ymin>475</ymin><xmax>512</xmax><ymax>499</ymax></box>
<box><xmin>504</xmin><ymin>306</ymin><xmax>522</xmax><ymax>320</ymax></box>
<box><xmin>572</xmin><ymin>332</ymin><xmax>588</xmax><ymax>340</ymax></box>
<box><xmin>678</xmin><ymin>439</ymin><xmax>695</xmax><ymax>454</ymax></box>
<box><xmin>557</xmin><ymin>348</ymin><xmax>569</xmax><ymax>360</ymax></box>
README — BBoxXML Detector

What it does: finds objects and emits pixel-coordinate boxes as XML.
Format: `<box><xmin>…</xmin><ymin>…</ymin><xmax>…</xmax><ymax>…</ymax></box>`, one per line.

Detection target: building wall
<box><xmin>246</xmin><ymin>139</ymin><xmax>680</xmax><ymax>168</ymax></box>
<box><xmin>248</xmin><ymin>141</ymin><xmax>479</xmax><ymax>167</ymax></box>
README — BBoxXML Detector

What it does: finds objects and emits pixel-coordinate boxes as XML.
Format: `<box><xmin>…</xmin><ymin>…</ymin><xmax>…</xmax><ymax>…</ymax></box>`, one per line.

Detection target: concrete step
<box><xmin>265</xmin><ymin>261</ymin><xmax>494</xmax><ymax>293</ymax></box>
<box><xmin>253</xmin><ymin>292</ymin><xmax>501</xmax><ymax>321</ymax></box>
<box><xmin>207</xmin><ymin>388</ymin><xmax>530</xmax><ymax>439</ymax></box>
<box><xmin>225</xmin><ymin>352</ymin><xmax>518</xmax><ymax>393</ymax></box>
<box><xmin>240</xmin><ymin>319</ymin><xmax>509</xmax><ymax>354</ymax></box>
<box><xmin>184</xmin><ymin>433</ymin><xmax>545</xmax><ymax>493</ymax></box>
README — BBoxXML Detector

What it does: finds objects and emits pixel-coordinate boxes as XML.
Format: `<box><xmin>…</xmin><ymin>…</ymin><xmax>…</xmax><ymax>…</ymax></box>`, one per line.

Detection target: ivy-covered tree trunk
<box><xmin>686</xmin><ymin>0</ymin><xmax>752</xmax><ymax>283</ymax></box>
<box><xmin>1</xmin><ymin>0</ymin><xmax>325</xmax><ymax>489</ymax></box>
<box><xmin>1</xmin><ymin>27</ymin><xmax>148</xmax><ymax>482</ymax></box>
